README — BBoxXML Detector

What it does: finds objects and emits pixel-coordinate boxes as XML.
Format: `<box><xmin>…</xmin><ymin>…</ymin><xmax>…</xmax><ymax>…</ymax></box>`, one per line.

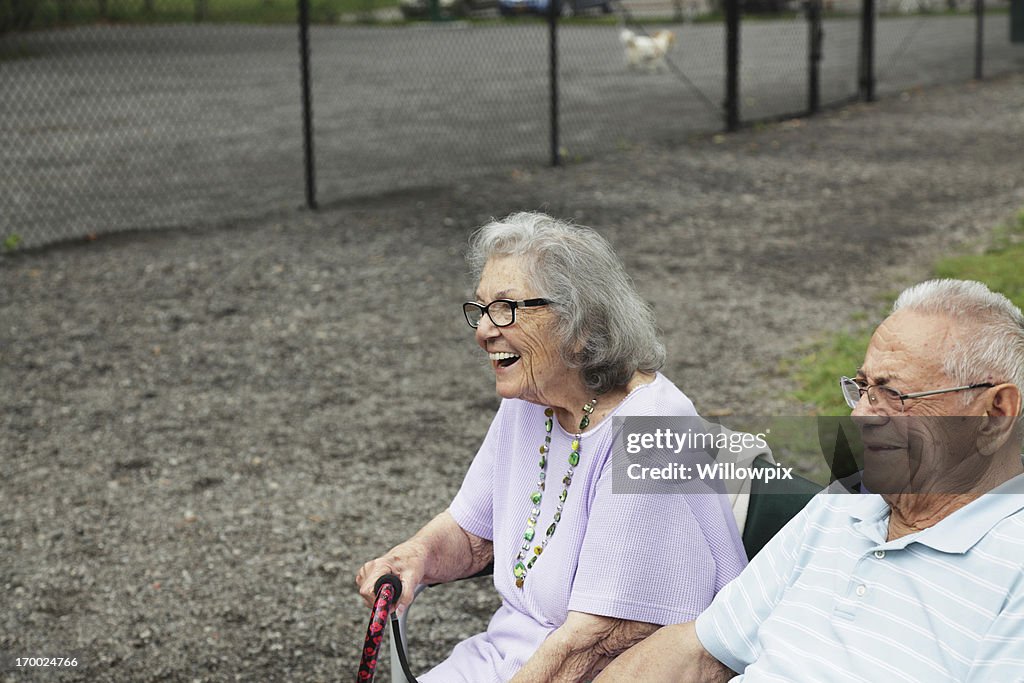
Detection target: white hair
<box><xmin>468</xmin><ymin>212</ymin><xmax>665</xmax><ymax>395</ymax></box>
<box><xmin>892</xmin><ymin>279</ymin><xmax>1024</xmax><ymax>396</ymax></box>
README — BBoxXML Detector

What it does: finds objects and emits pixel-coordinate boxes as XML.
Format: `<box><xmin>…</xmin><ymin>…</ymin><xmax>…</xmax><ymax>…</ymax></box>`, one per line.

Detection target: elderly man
<box><xmin>595</xmin><ymin>279</ymin><xmax>1024</xmax><ymax>683</ymax></box>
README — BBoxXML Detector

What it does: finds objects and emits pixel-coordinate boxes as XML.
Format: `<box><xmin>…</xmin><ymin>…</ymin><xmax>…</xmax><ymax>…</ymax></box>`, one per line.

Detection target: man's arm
<box><xmin>593</xmin><ymin>621</ymin><xmax>735</xmax><ymax>683</ymax></box>
<box><xmin>507</xmin><ymin>611</ymin><xmax>659</xmax><ymax>683</ymax></box>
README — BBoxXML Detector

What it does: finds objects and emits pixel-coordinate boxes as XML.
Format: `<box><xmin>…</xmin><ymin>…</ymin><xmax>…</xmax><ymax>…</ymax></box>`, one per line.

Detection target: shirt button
<box><xmin>856</xmin><ymin>585</ymin><xmax>867</xmax><ymax>597</ymax></box>
<box><xmin>874</xmin><ymin>550</ymin><xmax>885</xmax><ymax>559</ymax></box>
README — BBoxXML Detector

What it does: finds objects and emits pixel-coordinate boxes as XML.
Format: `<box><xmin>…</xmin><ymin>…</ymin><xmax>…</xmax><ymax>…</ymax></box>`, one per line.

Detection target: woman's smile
<box><xmin>489</xmin><ymin>351</ymin><xmax>521</xmax><ymax>369</ymax></box>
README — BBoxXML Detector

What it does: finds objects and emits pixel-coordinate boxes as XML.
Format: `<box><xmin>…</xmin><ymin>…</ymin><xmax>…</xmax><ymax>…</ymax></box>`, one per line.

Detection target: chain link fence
<box><xmin>2</xmin><ymin>0</ymin><xmax>1022</xmax><ymax>248</ymax></box>
<box><xmin>2</xmin><ymin>20</ymin><xmax>305</xmax><ymax>248</ymax></box>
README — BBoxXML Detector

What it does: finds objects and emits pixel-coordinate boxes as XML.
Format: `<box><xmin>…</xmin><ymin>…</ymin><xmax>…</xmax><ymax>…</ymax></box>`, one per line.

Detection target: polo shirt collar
<box><xmin>848</xmin><ymin>494</ymin><xmax>890</xmax><ymax>545</ymax></box>
<box><xmin>847</xmin><ymin>473</ymin><xmax>1024</xmax><ymax>553</ymax></box>
<box><xmin>917</xmin><ymin>473</ymin><xmax>1024</xmax><ymax>553</ymax></box>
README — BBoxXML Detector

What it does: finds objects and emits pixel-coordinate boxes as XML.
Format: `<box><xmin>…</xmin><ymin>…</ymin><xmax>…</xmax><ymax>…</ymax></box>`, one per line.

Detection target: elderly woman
<box><xmin>356</xmin><ymin>212</ymin><xmax>746</xmax><ymax>682</ymax></box>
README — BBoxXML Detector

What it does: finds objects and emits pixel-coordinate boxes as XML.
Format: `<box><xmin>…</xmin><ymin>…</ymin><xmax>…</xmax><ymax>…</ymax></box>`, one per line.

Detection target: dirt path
<box><xmin>2</xmin><ymin>72</ymin><xmax>1023</xmax><ymax>681</ymax></box>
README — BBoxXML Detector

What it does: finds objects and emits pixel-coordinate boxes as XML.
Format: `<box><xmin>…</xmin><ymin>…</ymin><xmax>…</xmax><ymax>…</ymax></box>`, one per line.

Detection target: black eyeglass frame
<box><xmin>839</xmin><ymin>376</ymin><xmax>996</xmax><ymax>413</ymax></box>
<box><xmin>462</xmin><ymin>298</ymin><xmax>552</xmax><ymax>329</ymax></box>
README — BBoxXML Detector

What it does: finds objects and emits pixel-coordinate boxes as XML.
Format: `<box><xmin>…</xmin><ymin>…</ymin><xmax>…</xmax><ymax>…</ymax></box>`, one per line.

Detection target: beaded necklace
<box><xmin>513</xmin><ymin>398</ymin><xmax>597</xmax><ymax>588</ymax></box>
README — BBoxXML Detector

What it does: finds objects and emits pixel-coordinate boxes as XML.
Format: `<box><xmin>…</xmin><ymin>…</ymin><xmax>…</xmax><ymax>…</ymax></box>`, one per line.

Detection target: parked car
<box><xmin>399</xmin><ymin>0</ymin><xmax>497</xmax><ymax>19</ymax></box>
<box><xmin>498</xmin><ymin>0</ymin><xmax>613</xmax><ymax>16</ymax></box>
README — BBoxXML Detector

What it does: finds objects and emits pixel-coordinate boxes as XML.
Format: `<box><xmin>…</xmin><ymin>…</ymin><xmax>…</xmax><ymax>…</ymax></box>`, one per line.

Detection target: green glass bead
<box><xmin>527</xmin><ymin>556</ymin><xmax>536</xmax><ymax>569</ymax></box>
<box><xmin>559</xmin><ymin>490</ymin><xmax>568</xmax><ymax>503</ymax></box>
<box><xmin>546</xmin><ymin>522</ymin><xmax>557</xmax><ymax>537</ymax></box>
<box><xmin>583</xmin><ymin>401</ymin><xmax>595</xmax><ymax>414</ymax></box>
<box><xmin>568</xmin><ymin>451</ymin><xmax>580</xmax><ymax>467</ymax></box>
<box><xmin>524</xmin><ymin>527</ymin><xmax>535</xmax><ymax>541</ymax></box>
<box><xmin>539</xmin><ymin>456</ymin><xmax>547</xmax><ymax>469</ymax></box>
<box><xmin>579</xmin><ymin>415</ymin><xmax>590</xmax><ymax>430</ymax></box>
<box><xmin>531</xmin><ymin>491</ymin><xmax>542</xmax><ymax>505</ymax></box>
<box><xmin>544</xmin><ymin>408</ymin><xmax>553</xmax><ymax>417</ymax></box>
<box><xmin>527</xmin><ymin>517</ymin><xmax>536</xmax><ymax>527</ymax></box>
<box><xmin>513</xmin><ymin>562</ymin><xmax>526</xmax><ymax>578</ymax></box>
<box><xmin>553</xmin><ymin>511</ymin><xmax>561</xmax><ymax>522</ymax></box>
<box><xmin>562</xmin><ymin>475</ymin><xmax>572</xmax><ymax>486</ymax></box>
<box><xmin>545</xmin><ymin>418</ymin><xmax>553</xmax><ymax>433</ymax></box>
<box><xmin>571</xmin><ymin>439</ymin><xmax>580</xmax><ymax>451</ymax></box>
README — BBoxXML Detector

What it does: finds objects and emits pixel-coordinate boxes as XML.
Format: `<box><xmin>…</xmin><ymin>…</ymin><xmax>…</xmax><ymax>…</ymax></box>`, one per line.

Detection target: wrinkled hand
<box><xmin>355</xmin><ymin>542</ymin><xmax>428</xmax><ymax>616</ymax></box>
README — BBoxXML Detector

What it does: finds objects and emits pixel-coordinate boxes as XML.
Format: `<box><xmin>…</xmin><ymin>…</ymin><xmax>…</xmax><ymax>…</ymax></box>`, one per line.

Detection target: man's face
<box><xmin>853</xmin><ymin>310</ymin><xmax>988</xmax><ymax>495</ymax></box>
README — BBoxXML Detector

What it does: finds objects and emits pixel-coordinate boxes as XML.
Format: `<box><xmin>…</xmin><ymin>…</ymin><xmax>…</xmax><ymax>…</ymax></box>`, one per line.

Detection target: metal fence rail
<box><xmin>1</xmin><ymin>0</ymin><xmax>1021</xmax><ymax>248</ymax></box>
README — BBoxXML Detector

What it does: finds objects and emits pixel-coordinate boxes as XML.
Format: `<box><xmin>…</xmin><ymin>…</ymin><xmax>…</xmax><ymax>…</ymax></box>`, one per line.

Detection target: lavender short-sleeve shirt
<box><xmin>421</xmin><ymin>373</ymin><xmax>748</xmax><ymax>683</ymax></box>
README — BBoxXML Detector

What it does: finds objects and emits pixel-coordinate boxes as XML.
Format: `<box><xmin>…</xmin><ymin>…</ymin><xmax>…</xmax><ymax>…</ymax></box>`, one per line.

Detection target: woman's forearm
<box><xmin>410</xmin><ymin>509</ymin><xmax>493</xmax><ymax>584</ymax></box>
<box><xmin>355</xmin><ymin>509</ymin><xmax>492</xmax><ymax>613</ymax></box>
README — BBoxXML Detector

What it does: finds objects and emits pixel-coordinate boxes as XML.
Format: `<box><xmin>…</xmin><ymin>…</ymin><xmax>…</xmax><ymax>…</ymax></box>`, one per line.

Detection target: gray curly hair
<box><xmin>892</xmin><ymin>279</ymin><xmax>1024</xmax><ymax>398</ymax></box>
<box><xmin>467</xmin><ymin>212</ymin><xmax>665</xmax><ymax>395</ymax></box>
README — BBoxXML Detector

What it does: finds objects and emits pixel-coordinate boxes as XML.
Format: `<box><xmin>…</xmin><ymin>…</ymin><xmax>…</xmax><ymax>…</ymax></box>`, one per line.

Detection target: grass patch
<box><xmin>3</xmin><ymin>233</ymin><xmax>23</xmax><ymax>252</ymax></box>
<box><xmin>791</xmin><ymin>209</ymin><xmax>1024</xmax><ymax>415</ymax></box>
<box><xmin>0</xmin><ymin>44</ymin><xmax>38</xmax><ymax>61</ymax></box>
<box><xmin>933</xmin><ymin>211</ymin><xmax>1024</xmax><ymax>304</ymax></box>
<box><xmin>2</xmin><ymin>0</ymin><xmax>398</xmax><ymax>28</ymax></box>
<box><xmin>791</xmin><ymin>330</ymin><xmax>875</xmax><ymax>416</ymax></box>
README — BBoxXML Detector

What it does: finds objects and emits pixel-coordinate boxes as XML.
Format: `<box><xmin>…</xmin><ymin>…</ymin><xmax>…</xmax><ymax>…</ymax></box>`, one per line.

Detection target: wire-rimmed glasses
<box><xmin>839</xmin><ymin>376</ymin><xmax>995</xmax><ymax>414</ymax></box>
<box><xmin>462</xmin><ymin>298</ymin><xmax>551</xmax><ymax>329</ymax></box>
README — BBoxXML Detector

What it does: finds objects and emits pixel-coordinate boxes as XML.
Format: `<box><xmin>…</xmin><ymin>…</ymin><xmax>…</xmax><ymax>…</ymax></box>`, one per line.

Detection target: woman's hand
<box><xmin>355</xmin><ymin>540</ymin><xmax>428</xmax><ymax>616</ymax></box>
<box><xmin>509</xmin><ymin>611</ymin><xmax>660</xmax><ymax>683</ymax></box>
<box><xmin>355</xmin><ymin>509</ymin><xmax>493</xmax><ymax>616</ymax></box>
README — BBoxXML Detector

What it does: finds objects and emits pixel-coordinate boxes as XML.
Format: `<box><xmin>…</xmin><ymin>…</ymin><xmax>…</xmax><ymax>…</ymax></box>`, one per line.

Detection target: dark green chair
<box><xmin>741</xmin><ymin>455</ymin><xmax>820</xmax><ymax>559</ymax></box>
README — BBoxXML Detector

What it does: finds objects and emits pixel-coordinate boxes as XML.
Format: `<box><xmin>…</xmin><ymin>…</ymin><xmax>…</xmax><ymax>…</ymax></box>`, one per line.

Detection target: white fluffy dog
<box><xmin>619</xmin><ymin>28</ymin><xmax>676</xmax><ymax>72</ymax></box>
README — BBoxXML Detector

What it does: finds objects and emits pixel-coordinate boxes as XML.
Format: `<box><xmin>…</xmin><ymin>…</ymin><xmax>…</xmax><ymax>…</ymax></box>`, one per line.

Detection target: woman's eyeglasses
<box><xmin>462</xmin><ymin>298</ymin><xmax>551</xmax><ymax>328</ymax></box>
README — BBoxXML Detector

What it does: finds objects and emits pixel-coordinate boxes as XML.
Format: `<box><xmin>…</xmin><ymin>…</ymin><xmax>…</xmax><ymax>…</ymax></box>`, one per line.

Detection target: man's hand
<box><xmin>509</xmin><ymin>611</ymin><xmax>658</xmax><ymax>683</ymax></box>
<box><xmin>593</xmin><ymin>621</ymin><xmax>735</xmax><ymax>683</ymax></box>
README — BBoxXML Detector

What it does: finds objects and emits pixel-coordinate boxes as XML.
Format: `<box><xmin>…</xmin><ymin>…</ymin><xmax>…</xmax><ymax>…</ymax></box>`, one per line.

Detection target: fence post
<box><xmin>298</xmin><ymin>0</ymin><xmax>318</xmax><ymax>209</ymax></box>
<box><xmin>974</xmin><ymin>0</ymin><xmax>984</xmax><ymax>80</ymax></box>
<box><xmin>858</xmin><ymin>0</ymin><xmax>875</xmax><ymax>101</ymax></box>
<box><xmin>806</xmin><ymin>0</ymin><xmax>823</xmax><ymax>115</ymax></box>
<box><xmin>724</xmin><ymin>0</ymin><xmax>740</xmax><ymax>131</ymax></box>
<box><xmin>549</xmin><ymin>0</ymin><xmax>560</xmax><ymax>166</ymax></box>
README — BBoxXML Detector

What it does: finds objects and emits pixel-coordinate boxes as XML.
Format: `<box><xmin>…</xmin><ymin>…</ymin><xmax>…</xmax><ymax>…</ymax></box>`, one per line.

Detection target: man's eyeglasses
<box><xmin>462</xmin><ymin>298</ymin><xmax>551</xmax><ymax>329</ymax></box>
<box><xmin>839</xmin><ymin>376</ymin><xmax>995</xmax><ymax>414</ymax></box>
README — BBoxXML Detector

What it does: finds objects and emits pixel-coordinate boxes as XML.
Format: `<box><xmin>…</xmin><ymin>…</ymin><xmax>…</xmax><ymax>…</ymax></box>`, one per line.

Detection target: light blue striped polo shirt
<box><xmin>695</xmin><ymin>474</ymin><xmax>1024</xmax><ymax>682</ymax></box>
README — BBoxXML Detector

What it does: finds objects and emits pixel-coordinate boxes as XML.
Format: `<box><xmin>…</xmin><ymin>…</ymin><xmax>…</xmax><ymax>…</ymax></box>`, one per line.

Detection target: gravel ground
<box><xmin>2</xmin><ymin>71</ymin><xmax>1024</xmax><ymax>682</ymax></box>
